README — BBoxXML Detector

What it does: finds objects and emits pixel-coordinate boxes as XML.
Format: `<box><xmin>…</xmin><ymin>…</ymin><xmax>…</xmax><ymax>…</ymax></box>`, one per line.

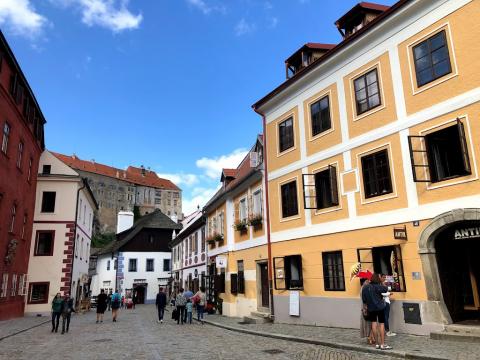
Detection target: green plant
<box><xmin>234</xmin><ymin>220</ymin><xmax>248</xmax><ymax>232</ymax></box>
<box><xmin>214</xmin><ymin>233</ymin><xmax>224</xmax><ymax>242</ymax></box>
<box><xmin>248</xmin><ymin>214</ymin><xmax>263</xmax><ymax>227</ymax></box>
<box><xmin>92</xmin><ymin>232</ymin><xmax>116</xmax><ymax>248</ymax></box>
<box><xmin>206</xmin><ymin>236</ymin><xmax>216</xmax><ymax>245</ymax></box>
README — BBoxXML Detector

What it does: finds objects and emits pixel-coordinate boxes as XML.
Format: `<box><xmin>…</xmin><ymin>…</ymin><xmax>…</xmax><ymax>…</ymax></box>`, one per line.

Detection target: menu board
<box><xmin>289</xmin><ymin>290</ymin><xmax>300</xmax><ymax>316</ymax></box>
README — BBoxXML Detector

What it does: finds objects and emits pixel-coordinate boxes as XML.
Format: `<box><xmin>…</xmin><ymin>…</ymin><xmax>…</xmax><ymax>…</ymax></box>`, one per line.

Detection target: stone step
<box><xmin>445</xmin><ymin>324</ymin><xmax>480</xmax><ymax>335</ymax></box>
<box><xmin>431</xmin><ymin>330</ymin><xmax>480</xmax><ymax>343</ymax></box>
<box><xmin>242</xmin><ymin>311</ymin><xmax>272</xmax><ymax>324</ymax></box>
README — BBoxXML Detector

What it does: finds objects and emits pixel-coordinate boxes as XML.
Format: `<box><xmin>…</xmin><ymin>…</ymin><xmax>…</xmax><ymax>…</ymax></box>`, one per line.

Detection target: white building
<box><xmin>90</xmin><ymin>210</ymin><xmax>181</xmax><ymax>304</ymax></box>
<box><xmin>171</xmin><ymin>209</ymin><xmax>207</xmax><ymax>294</ymax></box>
<box><xmin>25</xmin><ymin>150</ymin><xmax>97</xmax><ymax>314</ymax></box>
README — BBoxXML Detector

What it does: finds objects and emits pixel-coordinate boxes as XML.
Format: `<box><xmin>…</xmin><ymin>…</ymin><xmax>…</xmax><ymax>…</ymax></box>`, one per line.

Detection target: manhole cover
<box><xmin>263</xmin><ymin>349</ymin><xmax>284</xmax><ymax>354</ymax></box>
<box><xmin>92</xmin><ymin>339</ymin><xmax>113</xmax><ymax>342</ymax></box>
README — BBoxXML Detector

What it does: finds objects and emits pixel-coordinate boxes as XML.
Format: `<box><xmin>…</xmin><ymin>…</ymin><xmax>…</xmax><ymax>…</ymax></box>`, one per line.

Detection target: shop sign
<box><xmin>393</xmin><ymin>225</ymin><xmax>407</xmax><ymax>240</ymax></box>
<box><xmin>454</xmin><ymin>227</ymin><xmax>480</xmax><ymax>240</ymax></box>
<box><xmin>216</xmin><ymin>255</ymin><xmax>227</xmax><ymax>269</ymax></box>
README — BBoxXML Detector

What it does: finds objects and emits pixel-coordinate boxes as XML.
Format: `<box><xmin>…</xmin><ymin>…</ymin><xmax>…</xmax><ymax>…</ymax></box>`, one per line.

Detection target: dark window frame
<box><xmin>302</xmin><ymin>166</ymin><xmax>339</xmax><ymax>210</ymax></box>
<box><xmin>361</xmin><ymin>149</ymin><xmax>393</xmax><ymax>199</ymax></box>
<box><xmin>237</xmin><ymin>260</ymin><xmax>245</xmax><ymax>294</ymax></box>
<box><xmin>163</xmin><ymin>258</ymin><xmax>170</xmax><ymax>272</ymax></box>
<box><xmin>146</xmin><ymin>258</ymin><xmax>155</xmax><ymax>272</ymax></box>
<box><xmin>1</xmin><ymin>121</ymin><xmax>10</xmax><ymax>155</ymax></box>
<box><xmin>353</xmin><ymin>68</ymin><xmax>381</xmax><ymax>115</ymax></box>
<box><xmin>310</xmin><ymin>95</ymin><xmax>332</xmax><ymax>137</ymax></box>
<box><xmin>322</xmin><ymin>251</ymin><xmax>345</xmax><ymax>291</ymax></box>
<box><xmin>128</xmin><ymin>258</ymin><xmax>137</xmax><ymax>272</ymax></box>
<box><xmin>280</xmin><ymin>180</ymin><xmax>299</xmax><ymax>218</ymax></box>
<box><xmin>41</xmin><ymin>192</ymin><xmax>56</xmax><ymax>213</ymax></box>
<box><xmin>278</xmin><ymin>117</ymin><xmax>295</xmax><ymax>153</ymax></box>
<box><xmin>413</xmin><ymin>30</ymin><xmax>452</xmax><ymax>88</ymax></box>
<box><xmin>273</xmin><ymin>255</ymin><xmax>303</xmax><ymax>290</ymax></box>
<box><xmin>28</xmin><ymin>282</ymin><xmax>50</xmax><ymax>304</ymax></box>
<box><xmin>34</xmin><ymin>230</ymin><xmax>55</xmax><ymax>256</ymax></box>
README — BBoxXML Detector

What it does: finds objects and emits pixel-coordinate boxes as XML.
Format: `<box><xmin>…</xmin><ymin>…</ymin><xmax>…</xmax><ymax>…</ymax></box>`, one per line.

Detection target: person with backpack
<box><xmin>175</xmin><ymin>288</ymin><xmax>186</xmax><ymax>325</ymax></box>
<box><xmin>111</xmin><ymin>289</ymin><xmax>121</xmax><ymax>322</ymax></box>
<box><xmin>61</xmin><ymin>294</ymin><xmax>76</xmax><ymax>334</ymax></box>
<box><xmin>193</xmin><ymin>286</ymin><xmax>206</xmax><ymax>323</ymax></box>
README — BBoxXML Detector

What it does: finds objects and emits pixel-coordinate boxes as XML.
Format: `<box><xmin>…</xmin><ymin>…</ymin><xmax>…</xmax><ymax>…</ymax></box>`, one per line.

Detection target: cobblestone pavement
<box><xmin>0</xmin><ymin>305</ymin><xmax>393</xmax><ymax>360</ymax></box>
<box><xmin>0</xmin><ymin>315</ymin><xmax>49</xmax><ymax>340</ymax></box>
<box><xmin>204</xmin><ymin>315</ymin><xmax>480</xmax><ymax>360</ymax></box>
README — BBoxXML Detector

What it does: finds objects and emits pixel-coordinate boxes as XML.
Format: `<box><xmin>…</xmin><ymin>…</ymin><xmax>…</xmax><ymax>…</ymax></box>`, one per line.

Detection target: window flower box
<box><xmin>248</xmin><ymin>214</ymin><xmax>263</xmax><ymax>229</ymax></box>
<box><xmin>234</xmin><ymin>220</ymin><xmax>248</xmax><ymax>233</ymax></box>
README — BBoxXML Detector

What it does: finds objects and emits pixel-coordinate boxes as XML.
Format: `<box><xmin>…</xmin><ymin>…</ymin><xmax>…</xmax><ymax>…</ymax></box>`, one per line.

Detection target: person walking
<box><xmin>156</xmin><ymin>286</ymin><xmax>167</xmax><ymax>323</ymax></box>
<box><xmin>175</xmin><ymin>288</ymin><xmax>186</xmax><ymax>325</ymax></box>
<box><xmin>107</xmin><ymin>291</ymin><xmax>112</xmax><ymax>311</ymax></box>
<box><xmin>111</xmin><ymin>289</ymin><xmax>121</xmax><ymax>322</ymax></box>
<box><xmin>361</xmin><ymin>273</ymin><xmax>392</xmax><ymax>350</ymax></box>
<box><xmin>96</xmin><ymin>289</ymin><xmax>108</xmax><ymax>323</ymax></box>
<box><xmin>61</xmin><ymin>294</ymin><xmax>75</xmax><ymax>334</ymax></box>
<box><xmin>186</xmin><ymin>299</ymin><xmax>193</xmax><ymax>324</ymax></box>
<box><xmin>121</xmin><ymin>295</ymin><xmax>125</xmax><ymax>309</ymax></box>
<box><xmin>193</xmin><ymin>286</ymin><xmax>206</xmax><ymax>323</ymax></box>
<box><xmin>381</xmin><ymin>274</ymin><xmax>396</xmax><ymax>337</ymax></box>
<box><xmin>359</xmin><ymin>279</ymin><xmax>374</xmax><ymax>344</ymax></box>
<box><xmin>51</xmin><ymin>292</ymin><xmax>63</xmax><ymax>333</ymax></box>
<box><xmin>183</xmin><ymin>289</ymin><xmax>193</xmax><ymax>323</ymax></box>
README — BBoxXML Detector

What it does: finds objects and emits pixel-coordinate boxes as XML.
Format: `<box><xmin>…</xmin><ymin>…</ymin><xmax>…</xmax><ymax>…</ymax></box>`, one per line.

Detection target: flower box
<box><xmin>234</xmin><ymin>220</ymin><xmax>248</xmax><ymax>233</ymax></box>
<box><xmin>248</xmin><ymin>214</ymin><xmax>263</xmax><ymax>228</ymax></box>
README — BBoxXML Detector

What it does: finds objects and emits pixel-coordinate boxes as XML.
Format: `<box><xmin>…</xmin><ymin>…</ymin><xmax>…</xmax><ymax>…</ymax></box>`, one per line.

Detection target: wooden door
<box><xmin>260</xmin><ymin>263</ymin><xmax>269</xmax><ymax>308</ymax></box>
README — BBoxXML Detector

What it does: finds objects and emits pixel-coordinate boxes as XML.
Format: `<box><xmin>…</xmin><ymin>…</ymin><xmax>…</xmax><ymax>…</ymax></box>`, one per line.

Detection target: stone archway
<box><xmin>418</xmin><ymin>208</ymin><xmax>480</xmax><ymax>325</ymax></box>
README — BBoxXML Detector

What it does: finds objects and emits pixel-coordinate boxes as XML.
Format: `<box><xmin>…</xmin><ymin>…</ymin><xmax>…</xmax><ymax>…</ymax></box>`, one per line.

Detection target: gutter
<box><xmin>69</xmin><ymin>178</ymin><xmax>86</xmax><ymax>296</ymax></box>
<box><xmin>253</xmin><ymin>107</ymin><xmax>274</xmax><ymax>319</ymax></box>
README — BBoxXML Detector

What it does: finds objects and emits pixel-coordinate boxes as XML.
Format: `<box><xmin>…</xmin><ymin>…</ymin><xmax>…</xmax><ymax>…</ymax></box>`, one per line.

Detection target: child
<box><xmin>186</xmin><ymin>299</ymin><xmax>193</xmax><ymax>324</ymax></box>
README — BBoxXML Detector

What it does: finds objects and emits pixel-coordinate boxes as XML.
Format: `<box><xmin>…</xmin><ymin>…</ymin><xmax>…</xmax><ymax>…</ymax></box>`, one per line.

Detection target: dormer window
<box><xmin>285</xmin><ymin>43</ymin><xmax>335</xmax><ymax>79</ymax></box>
<box><xmin>335</xmin><ymin>2</ymin><xmax>389</xmax><ymax>39</ymax></box>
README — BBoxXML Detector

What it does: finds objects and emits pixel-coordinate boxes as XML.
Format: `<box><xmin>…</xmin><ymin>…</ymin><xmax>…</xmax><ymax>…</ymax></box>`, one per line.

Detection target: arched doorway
<box><xmin>419</xmin><ymin>209</ymin><xmax>480</xmax><ymax>325</ymax></box>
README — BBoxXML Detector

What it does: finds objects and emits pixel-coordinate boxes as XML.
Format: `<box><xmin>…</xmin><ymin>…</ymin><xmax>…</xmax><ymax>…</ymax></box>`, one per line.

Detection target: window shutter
<box><xmin>456</xmin><ymin>118</ymin><xmax>471</xmax><ymax>175</ymax></box>
<box><xmin>302</xmin><ymin>174</ymin><xmax>317</xmax><ymax>209</ymax></box>
<box><xmin>230</xmin><ymin>273</ymin><xmax>238</xmax><ymax>294</ymax></box>
<box><xmin>214</xmin><ymin>274</ymin><xmax>221</xmax><ymax>292</ymax></box>
<box><xmin>238</xmin><ymin>272</ymin><xmax>245</xmax><ymax>294</ymax></box>
<box><xmin>247</xmin><ymin>194</ymin><xmax>253</xmax><ymax>218</ymax></box>
<box><xmin>407</xmin><ymin>135</ymin><xmax>431</xmax><ymax>182</ymax></box>
<box><xmin>328</xmin><ymin>165</ymin><xmax>339</xmax><ymax>206</ymax></box>
<box><xmin>234</xmin><ymin>202</ymin><xmax>239</xmax><ymax>222</ymax></box>
<box><xmin>273</xmin><ymin>257</ymin><xmax>286</xmax><ymax>290</ymax></box>
<box><xmin>220</xmin><ymin>272</ymin><xmax>225</xmax><ymax>293</ymax></box>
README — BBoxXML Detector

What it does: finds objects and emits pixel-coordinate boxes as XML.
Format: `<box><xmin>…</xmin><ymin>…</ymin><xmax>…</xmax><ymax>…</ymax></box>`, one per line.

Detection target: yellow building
<box><xmin>253</xmin><ymin>0</ymin><xmax>480</xmax><ymax>335</ymax></box>
<box><xmin>204</xmin><ymin>136</ymin><xmax>271</xmax><ymax>318</ymax></box>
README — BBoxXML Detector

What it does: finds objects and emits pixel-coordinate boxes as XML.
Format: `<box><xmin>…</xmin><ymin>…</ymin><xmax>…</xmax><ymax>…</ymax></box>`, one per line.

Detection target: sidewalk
<box><xmin>200</xmin><ymin>314</ymin><xmax>480</xmax><ymax>360</ymax></box>
<box><xmin>0</xmin><ymin>315</ymin><xmax>50</xmax><ymax>341</ymax></box>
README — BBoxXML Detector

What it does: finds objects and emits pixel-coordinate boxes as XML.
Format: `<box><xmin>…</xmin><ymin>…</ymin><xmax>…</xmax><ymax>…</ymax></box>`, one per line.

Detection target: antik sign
<box><xmin>454</xmin><ymin>227</ymin><xmax>480</xmax><ymax>240</ymax></box>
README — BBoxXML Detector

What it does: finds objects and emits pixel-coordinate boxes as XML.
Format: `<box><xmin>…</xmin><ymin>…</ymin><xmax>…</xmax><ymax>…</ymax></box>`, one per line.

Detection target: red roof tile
<box><xmin>52</xmin><ymin>152</ymin><xmax>180</xmax><ymax>191</ymax></box>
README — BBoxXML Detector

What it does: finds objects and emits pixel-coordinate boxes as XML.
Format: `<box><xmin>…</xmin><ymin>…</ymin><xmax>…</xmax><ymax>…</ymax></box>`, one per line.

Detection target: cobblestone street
<box><xmin>0</xmin><ymin>305</ymin><xmax>393</xmax><ymax>360</ymax></box>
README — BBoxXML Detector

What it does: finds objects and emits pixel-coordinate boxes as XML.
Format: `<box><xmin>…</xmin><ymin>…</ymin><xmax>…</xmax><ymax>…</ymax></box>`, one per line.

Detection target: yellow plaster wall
<box><xmin>232</xmin><ymin>180</ymin><xmax>265</xmax><ymax>243</ymax></box>
<box><xmin>398</xmin><ymin>1</ymin><xmax>480</xmax><ymax>115</ymax></box>
<box><xmin>207</xmin><ymin>202</ymin><xmax>227</xmax><ymax>250</ymax></box>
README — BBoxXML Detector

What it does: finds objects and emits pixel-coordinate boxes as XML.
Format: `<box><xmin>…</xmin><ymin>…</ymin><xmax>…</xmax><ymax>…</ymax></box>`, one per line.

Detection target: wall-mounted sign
<box><xmin>289</xmin><ymin>290</ymin><xmax>300</xmax><ymax>316</ymax></box>
<box><xmin>276</xmin><ymin>268</ymin><xmax>284</xmax><ymax>279</ymax></box>
<box><xmin>454</xmin><ymin>227</ymin><xmax>480</xmax><ymax>240</ymax></box>
<box><xmin>216</xmin><ymin>255</ymin><xmax>227</xmax><ymax>269</ymax></box>
<box><xmin>394</xmin><ymin>225</ymin><xmax>407</xmax><ymax>240</ymax></box>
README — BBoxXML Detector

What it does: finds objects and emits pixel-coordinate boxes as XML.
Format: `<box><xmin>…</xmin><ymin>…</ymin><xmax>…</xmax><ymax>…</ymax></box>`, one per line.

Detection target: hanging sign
<box><xmin>216</xmin><ymin>255</ymin><xmax>227</xmax><ymax>269</ymax></box>
<box><xmin>393</xmin><ymin>225</ymin><xmax>407</xmax><ymax>240</ymax></box>
<box><xmin>454</xmin><ymin>227</ymin><xmax>480</xmax><ymax>240</ymax></box>
<box><xmin>289</xmin><ymin>290</ymin><xmax>300</xmax><ymax>316</ymax></box>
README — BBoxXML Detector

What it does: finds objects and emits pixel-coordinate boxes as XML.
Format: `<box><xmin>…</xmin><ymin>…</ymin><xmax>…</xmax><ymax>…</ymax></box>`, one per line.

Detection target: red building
<box><xmin>0</xmin><ymin>31</ymin><xmax>46</xmax><ymax>320</ymax></box>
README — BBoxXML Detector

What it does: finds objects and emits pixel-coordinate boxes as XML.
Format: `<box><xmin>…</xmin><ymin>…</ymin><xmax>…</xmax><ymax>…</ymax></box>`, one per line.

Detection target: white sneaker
<box><xmin>157</xmin><ymin>320</ymin><xmax>160</xmax><ymax>323</ymax></box>
<box><xmin>160</xmin><ymin>320</ymin><xmax>163</xmax><ymax>323</ymax></box>
<box><xmin>386</xmin><ymin>331</ymin><xmax>397</xmax><ymax>336</ymax></box>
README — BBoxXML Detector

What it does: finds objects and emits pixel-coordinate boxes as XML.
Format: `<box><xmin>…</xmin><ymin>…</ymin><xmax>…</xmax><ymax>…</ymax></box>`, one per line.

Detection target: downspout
<box><xmin>253</xmin><ymin>107</ymin><xmax>274</xmax><ymax>319</ymax></box>
<box><xmin>70</xmin><ymin>178</ymin><xmax>86</xmax><ymax>296</ymax></box>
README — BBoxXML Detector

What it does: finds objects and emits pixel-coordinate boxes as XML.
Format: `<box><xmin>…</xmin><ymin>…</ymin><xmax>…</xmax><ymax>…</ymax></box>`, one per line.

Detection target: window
<box><xmin>230</xmin><ymin>273</ymin><xmax>238</xmax><ymax>294</ymax></box>
<box><xmin>354</xmin><ymin>68</ymin><xmax>381</xmax><ymax>115</ymax></box>
<box><xmin>75</xmin><ymin>234</ymin><xmax>79</xmax><ymax>258</ymax></box>
<box><xmin>1</xmin><ymin>122</ymin><xmax>10</xmax><ymax>154</ymax></box>
<box><xmin>128</xmin><ymin>259</ymin><xmax>137</xmax><ymax>272</ymax></box>
<box><xmin>357</xmin><ymin>245</ymin><xmax>406</xmax><ymax>292</ymax></box>
<box><xmin>16</xmin><ymin>142</ymin><xmax>23</xmax><ymax>168</ymax></box>
<box><xmin>21</xmin><ymin>213</ymin><xmax>27</xmax><ymax>239</ymax></box>
<box><xmin>107</xmin><ymin>260</ymin><xmax>110</xmax><ymax>271</ymax></box>
<box><xmin>201</xmin><ymin>227</ymin><xmax>206</xmax><ymax>252</ymax></box>
<box><xmin>280</xmin><ymin>180</ymin><xmax>298</xmax><ymax>218</ymax></box>
<box><xmin>408</xmin><ymin>120</ymin><xmax>471</xmax><ymax>183</ymax></box>
<box><xmin>194</xmin><ymin>232</ymin><xmax>198</xmax><ymax>254</ymax></box>
<box><xmin>311</xmin><ymin>95</ymin><xmax>331</xmax><ymax>136</ymax></box>
<box><xmin>413</xmin><ymin>30</ymin><xmax>452</xmax><ymax>87</ymax></box>
<box><xmin>18</xmin><ymin>274</ymin><xmax>27</xmax><ymax>295</ymax></box>
<box><xmin>146</xmin><ymin>259</ymin><xmax>154</xmax><ymax>272</ymax></box>
<box><xmin>302</xmin><ymin>166</ymin><xmax>339</xmax><ymax>210</ymax></box>
<box><xmin>114</xmin><ymin>259</ymin><xmax>117</xmax><ymax>270</ymax></box>
<box><xmin>28</xmin><ymin>282</ymin><xmax>49</xmax><ymax>304</ymax></box>
<box><xmin>27</xmin><ymin>158</ymin><xmax>33</xmax><ymax>182</ymax></box>
<box><xmin>361</xmin><ymin>150</ymin><xmax>393</xmax><ymax>198</ymax></box>
<box><xmin>163</xmin><ymin>258</ymin><xmax>170</xmax><ymax>272</ymax></box>
<box><xmin>322</xmin><ymin>251</ymin><xmax>345</xmax><ymax>291</ymax></box>
<box><xmin>1</xmin><ymin>273</ymin><xmax>8</xmax><ymax>297</ymax></box>
<box><xmin>237</xmin><ymin>260</ymin><xmax>245</xmax><ymax>294</ymax></box>
<box><xmin>9</xmin><ymin>204</ymin><xmax>16</xmax><ymax>233</ymax></box>
<box><xmin>239</xmin><ymin>198</ymin><xmax>247</xmax><ymax>222</ymax></box>
<box><xmin>278</xmin><ymin>117</ymin><xmax>294</xmax><ymax>153</ymax></box>
<box><xmin>41</xmin><ymin>192</ymin><xmax>56</xmax><ymax>213</ymax></box>
<box><xmin>218</xmin><ymin>211</ymin><xmax>225</xmax><ymax>235</ymax></box>
<box><xmin>34</xmin><ymin>231</ymin><xmax>54</xmax><ymax>256</ymax></box>
<box><xmin>11</xmin><ymin>274</ymin><xmax>17</xmax><ymax>296</ymax></box>
<box><xmin>80</xmin><ymin>238</ymin><xmax>84</xmax><ymax>260</ymax></box>
<box><xmin>273</xmin><ymin>255</ymin><xmax>303</xmax><ymax>290</ymax></box>
<box><xmin>215</xmin><ymin>270</ymin><xmax>226</xmax><ymax>293</ymax></box>
<box><xmin>252</xmin><ymin>190</ymin><xmax>262</xmax><ymax>216</ymax></box>
<box><xmin>41</xmin><ymin>164</ymin><xmax>51</xmax><ymax>174</ymax></box>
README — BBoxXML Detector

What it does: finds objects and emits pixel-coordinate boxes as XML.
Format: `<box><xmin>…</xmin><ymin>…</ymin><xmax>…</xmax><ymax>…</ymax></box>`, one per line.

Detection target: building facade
<box><xmin>171</xmin><ymin>209</ymin><xmax>207</xmax><ymax>295</ymax></box>
<box><xmin>253</xmin><ymin>0</ymin><xmax>480</xmax><ymax>335</ymax></box>
<box><xmin>0</xmin><ymin>31</ymin><xmax>46</xmax><ymax>320</ymax></box>
<box><xmin>204</xmin><ymin>136</ymin><xmax>269</xmax><ymax>318</ymax></box>
<box><xmin>53</xmin><ymin>153</ymin><xmax>182</xmax><ymax>234</ymax></box>
<box><xmin>91</xmin><ymin>210</ymin><xmax>181</xmax><ymax>304</ymax></box>
<box><xmin>25</xmin><ymin>151</ymin><xmax>97</xmax><ymax>314</ymax></box>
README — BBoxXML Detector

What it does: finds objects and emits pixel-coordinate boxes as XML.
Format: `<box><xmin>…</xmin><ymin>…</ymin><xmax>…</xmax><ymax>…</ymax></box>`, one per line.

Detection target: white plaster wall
<box><xmin>91</xmin><ymin>254</ymin><xmax>117</xmax><ymax>296</ymax></box>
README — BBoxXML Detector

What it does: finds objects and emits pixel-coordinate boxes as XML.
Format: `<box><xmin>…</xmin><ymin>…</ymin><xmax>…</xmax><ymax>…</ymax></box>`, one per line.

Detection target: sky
<box><xmin>1</xmin><ymin>0</ymin><xmax>396</xmax><ymax>215</ymax></box>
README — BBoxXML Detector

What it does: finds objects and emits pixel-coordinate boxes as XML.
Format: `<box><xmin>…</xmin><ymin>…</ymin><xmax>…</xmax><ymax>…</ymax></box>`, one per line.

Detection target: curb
<box><xmin>199</xmin><ymin>318</ymin><xmax>449</xmax><ymax>360</ymax></box>
<box><xmin>0</xmin><ymin>319</ymin><xmax>50</xmax><ymax>342</ymax></box>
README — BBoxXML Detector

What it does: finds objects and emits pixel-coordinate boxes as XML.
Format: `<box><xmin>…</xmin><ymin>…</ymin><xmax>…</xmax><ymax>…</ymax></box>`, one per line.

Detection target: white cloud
<box><xmin>267</xmin><ymin>16</ymin><xmax>278</xmax><ymax>29</ymax></box>
<box><xmin>78</xmin><ymin>0</ymin><xmax>142</xmax><ymax>32</ymax></box>
<box><xmin>186</xmin><ymin>0</ymin><xmax>226</xmax><ymax>15</ymax></box>
<box><xmin>0</xmin><ymin>0</ymin><xmax>48</xmax><ymax>37</ymax></box>
<box><xmin>157</xmin><ymin>173</ymin><xmax>199</xmax><ymax>187</ymax></box>
<box><xmin>182</xmin><ymin>186</ymin><xmax>220</xmax><ymax>215</ymax></box>
<box><xmin>234</xmin><ymin>18</ymin><xmax>256</xmax><ymax>36</ymax></box>
<box><xmin>196</xmin><ymin>148</ymin><xmax>248</xmax><ymax>180</ymax></box>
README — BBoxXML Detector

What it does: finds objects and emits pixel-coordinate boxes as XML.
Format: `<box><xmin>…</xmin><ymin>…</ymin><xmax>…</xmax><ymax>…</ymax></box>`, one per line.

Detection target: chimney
<box><xmin>117</xmin><ymin>211</ymin><xmax>134</xmax><ymax>234</ymax></box>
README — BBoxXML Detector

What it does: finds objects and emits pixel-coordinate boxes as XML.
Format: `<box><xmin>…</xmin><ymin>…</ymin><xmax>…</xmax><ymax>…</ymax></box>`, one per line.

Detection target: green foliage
<box><xmin>92</xmin><ymin>232</ymin><xmax>116</xmax><ymax>248</ymax></box>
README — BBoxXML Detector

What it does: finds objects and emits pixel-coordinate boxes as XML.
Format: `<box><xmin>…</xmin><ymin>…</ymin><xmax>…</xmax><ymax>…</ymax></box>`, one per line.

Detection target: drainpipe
<box><xmin>253</xmin><ymin>107</ymin><xmax>274</xmax><ymax>319</ymax></box>
<box><xmin>70</xmin><ymin>178</ymin><xmax>86</xmax><ymax>297</ymax></box>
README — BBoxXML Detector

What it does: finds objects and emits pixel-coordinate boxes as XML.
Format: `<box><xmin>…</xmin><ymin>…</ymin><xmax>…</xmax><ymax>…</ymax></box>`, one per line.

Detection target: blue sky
<box><xmin>1</xmin><ymin>0</ymin><xmax>395</xmax><ymax>214</ymax></box>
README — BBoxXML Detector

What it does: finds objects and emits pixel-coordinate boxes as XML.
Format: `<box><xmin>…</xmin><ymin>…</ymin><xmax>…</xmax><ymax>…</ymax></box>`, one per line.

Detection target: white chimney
<box><xmin>117</xmin><ymin>211</ymin><xmax>134</xmax><ymax>234</ymax></box>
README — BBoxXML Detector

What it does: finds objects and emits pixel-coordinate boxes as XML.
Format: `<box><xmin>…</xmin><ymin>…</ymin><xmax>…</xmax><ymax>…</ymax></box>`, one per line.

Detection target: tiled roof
<box><xmin>222</xmin><ymin>169</ymin><xmax>237</xmax><ymax>178</ymax></box>
<box><xmin>52</xmin><ymin>152</ymin><xmax>180</xmax><ymax>191</ymax></box>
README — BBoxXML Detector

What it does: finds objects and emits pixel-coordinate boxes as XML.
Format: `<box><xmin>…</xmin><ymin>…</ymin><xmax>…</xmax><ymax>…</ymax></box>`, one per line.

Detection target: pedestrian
<box><xmin>175</xmin><ymin>288</ymin><xmax>186</xmax><ymax>325</ymax></box>
<box><xmin>381</xmin><ymin>274</ymin><xmax>396</xmax><ymax>337</ymax></box>
<box><xmin>51</xmin><ymin>292</ymin><xmax>63</xmax><ymax>333</ymax></box>
<box><xmin>156</xmin><ymin>286</ymin><xmax>167</xmax><ymax>323</ymax></box>
<box><xmin>96</xmin><ymin>289</ymin><xmax>108</xmax><ymax>323</ymax></box>
<box><xmin>361</xmin><ymin>273</ymin><xmax>392</xmax><ymax>350</ymax></box>
<box><xmin>193</xmin><ymin>286</ymin><xmax>206</xmax><ymax>323</ymax></box>
<box><xmin>61</xmin><ymin>294</ymin><xmax>75</xmax><ymax>334</ymax></box>
<box><xmin>121</xmin><ymin>295</ymin><xmax>125</xmax><ymax>309</ymax></box>
<box><xmin>359</xmin><ymin>279</ymin><xmax>374</xmax><ymax>344</ymax></box>
<box><xmin>132</xmin><ymin>292</ymin><xmax>137</xmax><ymax>309</ymax></box>
<box><xmin>186</xmin><ymin>299</ymin><xmax>193</xmax><ymax>324</ymax></box>
<box><xmin>111</xmin><ymin>289</ymin><xmax>121</xmax><ymax>322</ymax></box>
<box><xmin>183</xmin><ymin>289</ymin><xmax>193</xmax><ymax>322</ymax></box>
<box><xmin>107</xmin><ymin>291</ymin><xmax>112</xmax><ymax>311</ymax></box>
